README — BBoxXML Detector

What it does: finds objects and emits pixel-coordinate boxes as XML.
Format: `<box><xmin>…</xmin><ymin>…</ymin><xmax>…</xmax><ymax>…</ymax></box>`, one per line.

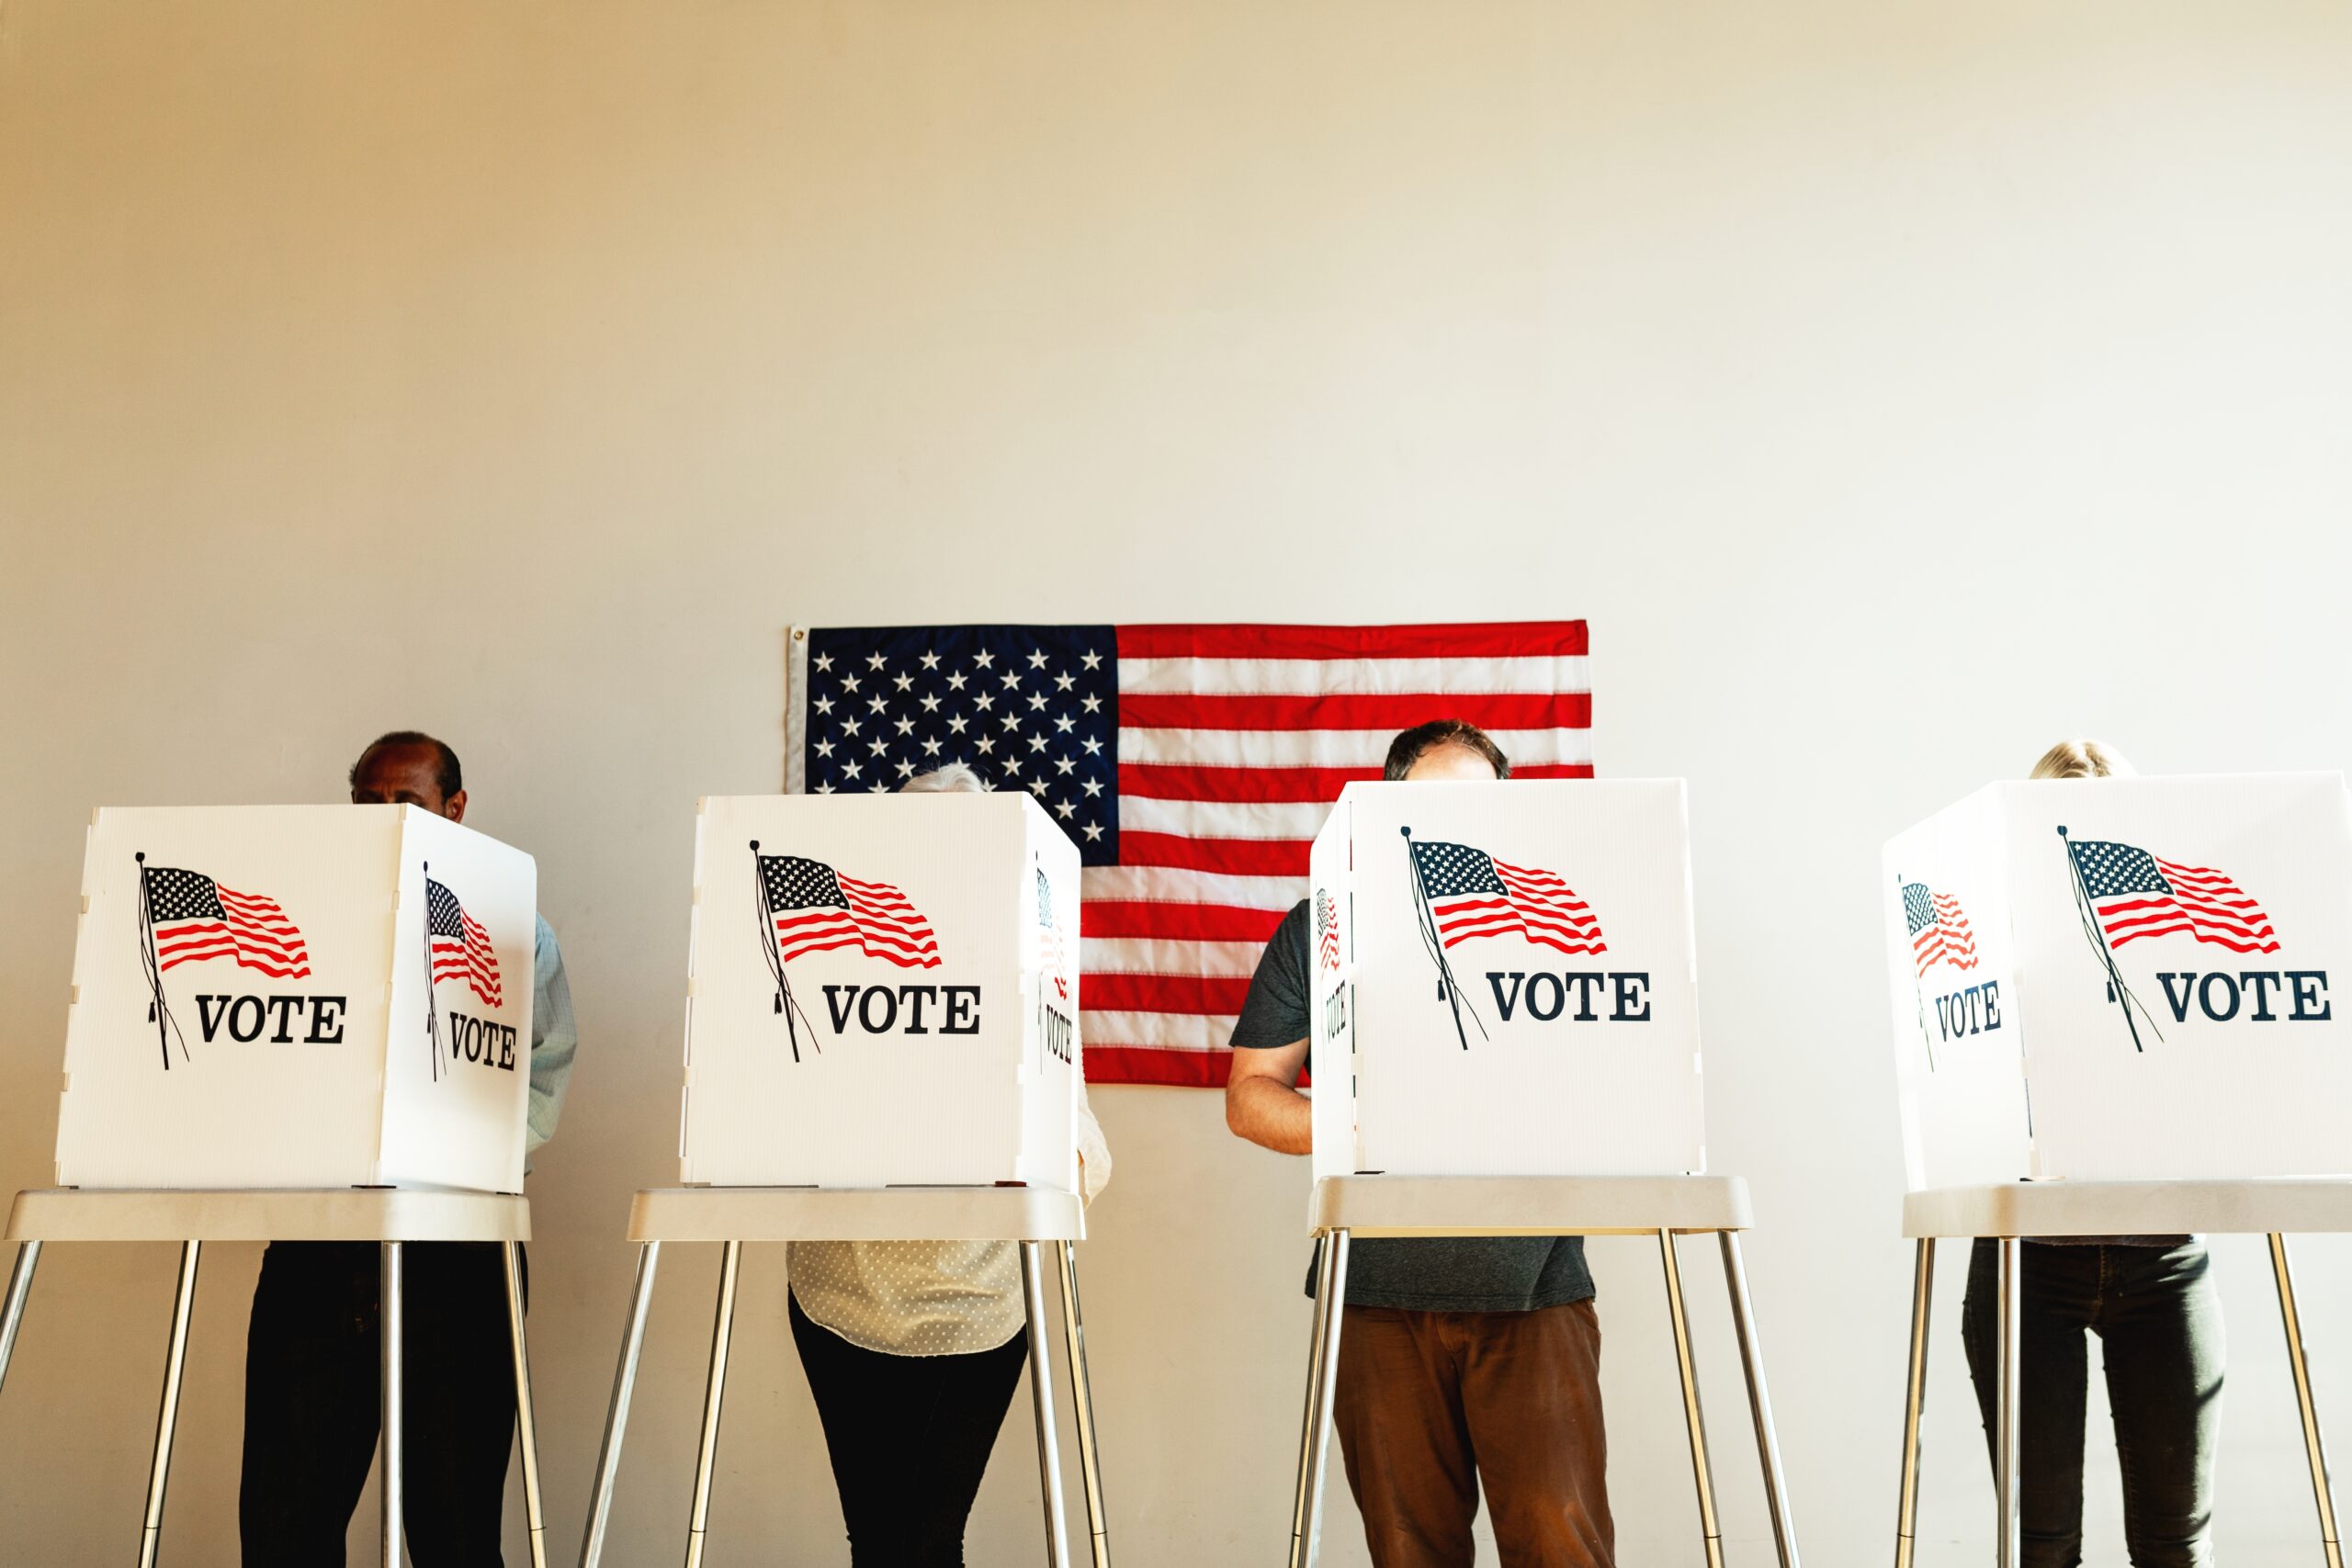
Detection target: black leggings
<box><xmin>789</xmin><ymin>1292</ymin><xmax>1029</xmax><ymax>1568</ymax></box>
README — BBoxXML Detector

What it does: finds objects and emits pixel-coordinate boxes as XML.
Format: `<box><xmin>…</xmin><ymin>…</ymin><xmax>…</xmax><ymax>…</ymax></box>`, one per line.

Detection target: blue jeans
<box><xmin>1962</xmin><ymin>1238</ymin><xmax>2224</xmax><ymax>1568</ymax></box>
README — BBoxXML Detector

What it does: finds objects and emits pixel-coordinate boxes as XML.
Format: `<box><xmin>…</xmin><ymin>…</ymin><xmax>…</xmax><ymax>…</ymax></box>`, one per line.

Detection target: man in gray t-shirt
<box><xmin>1227</xmin><ymin>720</ymin><xmax>1615</xmax><ymax>1568</ymax></box>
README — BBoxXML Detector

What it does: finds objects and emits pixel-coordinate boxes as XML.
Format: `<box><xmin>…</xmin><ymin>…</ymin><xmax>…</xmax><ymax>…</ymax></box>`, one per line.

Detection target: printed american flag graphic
<box><xmin>1410</xmin><ymin>838</ymin><xmax>1606</xmax><ymax>956</ymax></box>
<box><xmin>425</xmin><ymin>877</ymin><xmax>504</xmax><ymax>1008</ymax></box>
<box><xmin>793</xmin><ymin>622</ymin><xmax>1592</xmax><ymax>1086</ymax></box>
<box><xmin>141</xmin><ymin>866</ymin><xmax>312</xmax><ymax>979</ymax></box>
<box><xmin>2066</xmin><ymin>839</ymin><xmax>2280</xmax><ymax>954</ymax></box>
<box><xmin>1315</xmin><ymin>888</ymin><xmax>1342</xmax><ymax>976</ymax></box>
<box><xmin>1901</xmin><ymin>882</ymin><xmax>1980</xmax><ymax>976</ymax></box>
<box><xmin>1037</xmin><ymin>867</ymin><xmax>1069</xmax><ymax>1003</ymax></box>
<box><xmin>759</xmin><ymin>852</ymin><xmax>943</xmax><ymax>969</ymax></box>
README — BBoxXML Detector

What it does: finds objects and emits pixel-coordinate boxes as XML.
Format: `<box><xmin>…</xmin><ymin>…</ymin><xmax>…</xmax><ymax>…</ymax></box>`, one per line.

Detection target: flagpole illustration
<box><xmin>751</xmin><ymin>840</ymin><xmax>819</xmax><ymax>1063</ymax></box>
<box><xmin>423</xmin><ymin>861</ymin><xmax>441</xmax><ymax>1081</ymax></box>
<box><xmin>134</xmin><ymin>852</ymin><xmax>186</xmax><ymax>1070</ymax></box>
<box><xmin>1898</xmin><ymin>871</ymin><xmax>1935</xmax><ymax>1071</ymax></box>
<box><xmin>1402</xmin><ymin>827</ymin><xmax>1484</xmax><ymax>1051</ymax></box>
<box><xmin>2058</xmin><ymin>826</ymin><xmax>2158</xmax><ymax>1053</ymax></box>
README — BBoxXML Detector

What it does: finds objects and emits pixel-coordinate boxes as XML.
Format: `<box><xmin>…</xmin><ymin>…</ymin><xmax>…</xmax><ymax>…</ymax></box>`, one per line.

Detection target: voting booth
<box><xmin>1306</xmin><ymin>778</ymin><xmax>1706</xmax><ymax>1182</ymax></box>
<box><xmin>682</xmin><ymin>792</ymin><xmax>1080</xmax><ymax>1190</ymax></box>
<box><xmin>51</xmin><ymin>806</ymin><xmax>536</xmax><ymax>1192</ymax></box>
<box><xmin>1882</xmin><ymin>772</ymin><xmax>2352</xmax><ymax>1187</ymax></box>
<box><xmin>51</xmin><ymin>808</ymin><xmax>538</xmax><ymax>1189</ymax></box>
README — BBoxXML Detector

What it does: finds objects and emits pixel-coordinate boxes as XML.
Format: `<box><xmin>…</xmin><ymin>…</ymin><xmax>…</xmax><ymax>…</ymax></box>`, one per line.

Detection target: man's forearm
<box><xmin>1227</xmin><ymin>1075</ymin><xmax>1314</xmax><ymax>1156</ymax></box>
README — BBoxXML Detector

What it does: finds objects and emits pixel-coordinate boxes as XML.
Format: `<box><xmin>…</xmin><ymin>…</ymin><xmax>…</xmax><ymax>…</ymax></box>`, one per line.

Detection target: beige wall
<box><xmin>6</xmin><ymin>2</ymin><xmax>2352</xmax><ymax>1562</ymax></box>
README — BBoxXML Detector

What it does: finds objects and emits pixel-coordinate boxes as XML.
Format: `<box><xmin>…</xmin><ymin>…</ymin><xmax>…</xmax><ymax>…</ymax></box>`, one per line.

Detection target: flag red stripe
<box><xmin>1120</xmin><ymin>692</ymin><xmax>1593</xmax><ymax>731</ymax></box>
<box><xmin>1117</xmin><ymin>832</ymin><xmax>1310</xmax><ymax>876</ymax></box>
<box><xmin>2108</xmin><ymin>922</ymin><xmax>2279</xmax><ymax>954</ymax></box>
<box><xmin>1080</xmin><ymin>901</ymin><xmax>1287</xmax><ymax>942</ymax></box>
<box><xmin>1119</xmin><ymin>761</ymin><xmax>1591</xmax><ymax>804</ymax></box>
<box><xmin>156</xmin><ymin>942</ymin><xmax>311</xmax><ymax>979</ymax></box>
<box><xmin>776</xmin><ymin>911</ymin><xmax>860</xmax><ymax>935</ymax></box>
<box><xmin>1083</xmin><ymin>1046</ymin><xmax>1230</xmax><ymax>1088</ymax></box>
<box><xmin>1116</xmin><ymin>622</ymin><xmax>1590</xmax><ymax>660</ymax></box>
<box><xmin>154</xmin><ymin>919</ymin><xmax>305</xmax><ymax>960</ymax></box>
<box><xmin>779</xmin><ymin>934</ymin><xmax>865</xmax><ymax>958</ymax></box>
<box><xmin>1083</xmin><ymin>971</ymin><xmax>1256</xmax><ymax>1016</ymax></box>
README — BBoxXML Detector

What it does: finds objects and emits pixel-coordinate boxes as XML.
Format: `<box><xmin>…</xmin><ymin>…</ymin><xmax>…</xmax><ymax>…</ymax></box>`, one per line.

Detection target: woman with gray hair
<box><xmin>1958</xmin><ymin>739</ymin><xmax>2224</xmax><ymax>1566</ymax></box>
<box><xmin>787</xmin><ymin>762</ymin><xmax>1113</xmax><ymax>1565</ymax></box>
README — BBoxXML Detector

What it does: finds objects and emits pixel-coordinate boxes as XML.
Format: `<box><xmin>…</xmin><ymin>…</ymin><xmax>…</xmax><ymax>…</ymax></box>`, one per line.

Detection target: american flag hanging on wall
<box><xmin>789</xmin><ymin>622</ymin><xmax>1592</xmax><ymax>1087</ymax></box>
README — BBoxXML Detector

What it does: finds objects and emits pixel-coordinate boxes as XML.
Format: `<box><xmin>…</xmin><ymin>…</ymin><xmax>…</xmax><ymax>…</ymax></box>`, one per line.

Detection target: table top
<box><xmin>625</xmin><ymin>1185</ymin><xmax>1084</xmax><ymax>1243</ymax></box>
<box><xmin>6</xmin><ymin>1188</ymin><xmax>530</xmax><ymax>1244</ymax></box>
<box><xmin>1310</xmin><ymin>1174</ymin><xmax>1753</xmax><ymax>1237</ymax></box>
<box><xmin>1903</xmin><ymin>1179</ymin><xmax>2352</xmax><ymax>1238</ymax></box>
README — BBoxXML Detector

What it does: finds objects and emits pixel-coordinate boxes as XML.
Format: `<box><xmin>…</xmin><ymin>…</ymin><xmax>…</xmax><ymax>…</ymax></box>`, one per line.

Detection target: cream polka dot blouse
<box><xmin>788</xmin><ymin>1082</ymin><xmax>1114</xmax><ymax>1357</ymax></box>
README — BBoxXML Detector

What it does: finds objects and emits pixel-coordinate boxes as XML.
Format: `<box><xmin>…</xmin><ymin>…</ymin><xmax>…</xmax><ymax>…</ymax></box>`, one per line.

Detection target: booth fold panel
<box><xmin>1309</xmin><ymin>1174</ymin><xmax>1752</xmax><ymax>1238</ymax></box>
<box><xmin>624</xmin><ymin>1186</ymin><xmax>1082</xmax><ymax>1245</ymax></box>
<box><xmin>6</xmin><ymin>1189</ymin><xmax>532</xmax><ymax>1244</ymax></box>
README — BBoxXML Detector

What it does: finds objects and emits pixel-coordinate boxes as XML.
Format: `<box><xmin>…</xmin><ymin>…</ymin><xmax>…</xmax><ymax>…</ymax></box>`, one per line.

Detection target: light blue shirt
<box><xmin>526</xmin><ymin>914</ymin><xmax>577</xmax><ymax>1163</ymax></box>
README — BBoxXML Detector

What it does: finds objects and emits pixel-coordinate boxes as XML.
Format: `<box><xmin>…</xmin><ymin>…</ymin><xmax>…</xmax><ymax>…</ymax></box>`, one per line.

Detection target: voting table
<box><xmin>1289</xmin><ymin>782</ymin><xmax>1801</xmax><ymax>1565</ymax></box>
<box><xmin>1891</xmin><ymin>1180</ymin><xmax>2350</xmax><ymax>1568</ymax></box>
<box><xmin>1883</xmin><ymin>775</ymin><xmax>2352</xmax><ymax>1566</ymax></box>
<box><xmin>575</xmin><ymin>793</ymin><xmax>1106</xmax><ymax>1565</ymax></box>
<box><xmin>575</xmin><ymin>1186</ymin><xmax>1111</xmax><ymax>1568</ymax></box>
<box><xmin>6</xmin><ymin>803</ymin><xmax>551</xmax><ymax>1562</ymax></box>
<box><xmin>0</xmin><ymin>1188</ymin><xmax>547</xmax><ymax>1568</ymax></box>
<box><xmin>1286</xmin><ymin>1175</ymin><xmax>1799</xmax><ymax>1568</ymax></box>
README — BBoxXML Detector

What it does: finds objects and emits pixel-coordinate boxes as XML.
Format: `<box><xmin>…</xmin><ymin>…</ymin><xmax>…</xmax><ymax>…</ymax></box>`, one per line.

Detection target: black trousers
<box><xmin>1962</xmin><ymin>1238</ymin><xmax>2223</xmax><ymax>1568</ymax></box>
<box><xmin>240</xmin><ymin>1240</ymin><xmax>524</xmax><ymax>1568</ymax></box>
<box><xmin>789</xmin><ymin>1292</ymin><xmax>1029</xmax><ymax>1568</ymax></box>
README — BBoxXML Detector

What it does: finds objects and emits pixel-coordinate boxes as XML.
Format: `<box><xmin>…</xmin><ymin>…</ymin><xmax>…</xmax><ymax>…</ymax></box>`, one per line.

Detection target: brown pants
<box><xmin>1331</xmin><ymin>1301</ymin><xmax>1615</xmax><ymax>1568</ymax></box>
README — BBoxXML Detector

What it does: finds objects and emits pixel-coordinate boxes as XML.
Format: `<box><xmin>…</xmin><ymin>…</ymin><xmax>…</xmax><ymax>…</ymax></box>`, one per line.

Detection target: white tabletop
<box><xmin>626</xmin><ymin>1185</ymin><xmax>1084</xmax><ymax>1244</ymax></box>
<box><xmin>1903</xmin><ymin>1179</ymin><xmax>2352</xmax><ymax>1238</ymax></box>
<box><xmin>6</xmin><ymin>1188</ymin><xmax>530</xmax><ymax>1244</ymax></box>
<box><xmin>1310</xmin><ymin>1175</ymin><xmax>1752</xmax><ymax>1237</ymax></box>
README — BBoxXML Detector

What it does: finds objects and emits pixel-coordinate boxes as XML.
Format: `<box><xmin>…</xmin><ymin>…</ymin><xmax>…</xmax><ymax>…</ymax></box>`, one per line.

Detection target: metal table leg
<box><xmin>2270</xmin><ymin>1233</ymin><xmax>2345</xmax><ymax>1568</ymax></box>
<box><xmin>1894</xmin><ymin>1238</ymin><xmax>1935</xmax><ymax>1568</ymax></box>
<box><xmin>1023</xmin><ymin>1242</ymin><xmax>1072</xmax><ymax>1568</ymax></box>
<box><xmin>136</xmin><ymin>1240</ymin><xmax>201</xmax><ymax>1568</ymax></box>
<box><xmin>683</xmin><ymin>1240</ymin><xmax>741</xmax><ymax>1568</ymax></box>
<box><xmin>1056</xmin><ymin>1241</ymin><xmax>1112</xmax><ymax>1568</ymax></box>
<box><xmin>1289</xmin><ymin>1230</ymin><xmax>1350</xmax><ymax>1568</ymax></box>
<box><xmin>580</xmin><ymin>1240</ymin><xmax>662</xmax><ymax>1568</ymax></box>
<box><xmin>382</xmin><ymin>1240</ymin><xmax>405</xmax><ymax>1568</ymax></box>
<box><xmin>503</xmin><ymin>1241</ymin><xmax>548</xmax><ymax>1568</ymax></box>
<box><xmin>1660</xmin><ymin>1230</ymin><xmax>1725</xmax><ymax>1568</ymax></box>
<box><xmin>1720</xmin><ymin>1231</ymin><xmax>1800</xmax><ymax>1568</ymax></box>
<box><xmin>0</xmin><ymin>1239</ymin><xmax>40</xmax><ymax>1404</ymax></box>
<box><xmin>1996</xmin><ymin>1237</ymin><xmax>2020</xmax><ymax>1568</ymax></box>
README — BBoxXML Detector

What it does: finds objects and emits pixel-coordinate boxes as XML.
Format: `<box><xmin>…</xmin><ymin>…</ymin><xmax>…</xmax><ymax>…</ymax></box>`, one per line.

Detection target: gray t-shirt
<box><xmin>1231</xmin><ymin>901</ymin><xmax>1596</xmax><ymax>1313</ymax></box>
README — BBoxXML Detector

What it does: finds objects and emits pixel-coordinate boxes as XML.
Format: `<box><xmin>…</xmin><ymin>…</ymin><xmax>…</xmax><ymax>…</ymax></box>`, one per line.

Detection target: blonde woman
<box><xmin>787</xmin><ymin>762</ymin><xmax>1113</xmax><ymax>1566</ymax></box>
<box><xmin>1959</xmin><ymin>740</ymin><xmax>2224</xmax><ymax>1566</ymax></box>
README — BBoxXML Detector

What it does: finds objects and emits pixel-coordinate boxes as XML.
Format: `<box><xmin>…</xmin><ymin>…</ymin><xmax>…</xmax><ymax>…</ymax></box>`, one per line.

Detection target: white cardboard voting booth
<box><xmin>1883</xmin><ymin>772</ymin><xmax>2352</xmax><ymax>1187</ymax></box>
<box><xmin>54</xmin><ymin>805</ymin><xmax>537</xmax><ymax>1191</ymax></box>
<box><xmin>1307</xmin><ymin>778</ymin><xmax>1706</xmax><ymax>1183</ymax></box>
<box><xmin>682</xmin><ymin>793</ymin><xmax>1080</xmax><ymax>1190</ymax></box>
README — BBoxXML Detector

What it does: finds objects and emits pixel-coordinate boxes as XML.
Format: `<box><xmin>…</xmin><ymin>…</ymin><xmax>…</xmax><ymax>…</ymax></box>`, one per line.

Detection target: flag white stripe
<box><xmin>1118</xmin><ymin>795</ymin><xmax>1337</xmax><ymax>840</ymax></box>
<box><xmin>1082</xmin><ymin>936</ymin><xmax>1271</xmax><ymax>980</ymax></box>
<box><xmin>1078</xmin><ymin>1010</ymin><xmax>1238</xmax><ymax>1051</ymax></box>
<box><xmin>1119</xmin><ymin>654</ymin><xmax>1589</xmax><ymax>697</ymax></box>
<box><xmin>1120</xmin><ymin>727</ymin><xmax>1593</xmax><ymax>770</ymax></box>
<box><xmin>1082</xmin><ymin>865</ymin><xmax>1302</xmax><ymax>910</ymax></box>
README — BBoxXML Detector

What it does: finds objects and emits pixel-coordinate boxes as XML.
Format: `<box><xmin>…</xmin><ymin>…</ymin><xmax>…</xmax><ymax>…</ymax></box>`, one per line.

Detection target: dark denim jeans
<box><xmin>1962</xmin><ymin>1238</ymin><xmax>2224</xmax><ymax>1568</ymax></box>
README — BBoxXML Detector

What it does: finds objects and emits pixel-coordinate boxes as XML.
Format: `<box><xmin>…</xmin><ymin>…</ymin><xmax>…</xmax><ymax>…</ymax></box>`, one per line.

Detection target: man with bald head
<box><xmin>238</xmin><ymin>730</ymin><xmax>579</xmax><ymax>1567</ymax></box>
